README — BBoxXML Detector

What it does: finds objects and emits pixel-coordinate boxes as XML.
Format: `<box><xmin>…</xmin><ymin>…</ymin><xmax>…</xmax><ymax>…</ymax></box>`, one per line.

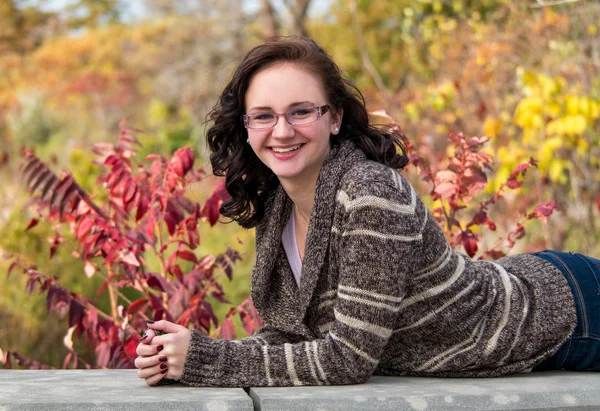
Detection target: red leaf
<box><xmin>25</xmin><ymin>218</ymin><xmax>39</xmax><ymax>231</ymax></box>
<box><xmin>177</xmin><ymin>250</ymin><xmax>198</xmax><ymax>264</ymax></box>
<box><xmin>7</xmin><ymin>261</ymin><xmax>18</xmax><ymax>279</ymax></box>
<box><xmin>198</xmin><ymin>255</ymin><xmax>217</xmax><ymax>270</ymax></box>
<box><xmin>50</xmin><ymin>175</ymin><xmax>76</xmax><ymax>211</ymax></box>
<box><xmin>485</xmin><ymin>250</ymin><xmax>506</xmax><ymax>260</ymax></box>
<box><xmin>459</xmin><ymin>229</ymin><xmax>479</xmax><ymax>257</ymax></box>
<box><xmin>247</xmin><ymin>298</ymin><xmax>263</xmax><ymax>328</ymax></box>
<box><xmin>434</xmin><ymin>170</ymin><xmax>457</xmax><ymax>184</ymax></box>
<box><xmin>95</xmin><ymin>341</ymin><xmax>110</xmax><ymax>368</ymax></box>
<box><xmin>220</xmin><ymin>318</ymin><xmax>236</xmax><ymax>340</ymax></box>
<box><xmin>171</xmin><ymin>264</ymin><xmax>184</xmax><ymax>282</ymax></box>
<box><xmin>127</xmin><ymin>298</ymin><xmax>148</xmax><ymax>314</ymax></box>
<box><xmin>211</xmin><ymin>180</ymin><xmax>231</xmax><ymax>201</ymax></box>
<box><xmin>136</xmin><ymin>196</ymin><xmax>149</xmax><ymax>221</ymax></box>
<box><xmin>96</xmin><ymin>280</ymin><xmax>110</xmax><ymax>297</ymax></box>
<box><xmin>513</xmin><ymin>162</ymin><xmax>532</xmax><ymax>173</ymax></box>
<box><xmin>124</xmin><ymin>336</ymin><xmax>139</xmax><ymax>359</ymax></box>
<box><xmin>463</xmin><ymin>167</ymin><xmax>487</xmax><ymax>197</ymax></box>
<box><xmin>68</xmin><ymin>299</ymin><xmax>85</xmax><ymax>328</ymax></box>
<box><xmin>169</xmin><ymin>147</ymin><xmax>194</xmax><ymax>177</ymax></box>
<box><xmin>121</xmin><ymin>251</ymin><xmax>140</xmax><ymax>267</ymax></box>
<box><xmin>76</xmin><ymin>217</ymin><xmax>94</xmax><ymax>241</ymax></box>
<box><xmin>123</xmin><ymin>181</ymin><xmax>137</xmax><ymax>204</ymax></box>
<box><xmin>505</xmin><ymin>178</ymin><xmax>523</xmax><ymax>189</ymax></box>
<box><xmin>434</xmin><ymin>182</ymin><xmax>457</xmax><ymax>199</ymax></box>
<box><xmin>201</xmin><ymin>196</ymin><xmax>221</xmax><ymax>226</ymax></box>
<box><xmin>48</xmin><ymin>234</ymin><xmax>64</xmax><ymax>259</ymax></box>
<box><xmin>534</xmin><ymin>201</ymin><xmax>561</xmax><ymax>217</ymax></box>
<box><xmin>513</xmin><ymin>224</ymin><xmax>526</xmax><ymax>240</ymax></box>
<box><xmin>529</xmin><ymin>201</ymin><xmax>561</xmax><ymax>222</ymax></box>
<box><xmin>147</xmin><ymin>272</ymin><xmax>172</xmax><ymax>293</ymax></box>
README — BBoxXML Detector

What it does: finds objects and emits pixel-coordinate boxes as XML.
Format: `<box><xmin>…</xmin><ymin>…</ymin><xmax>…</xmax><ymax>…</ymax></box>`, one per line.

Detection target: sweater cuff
<box><xmin>179</xmin><ymin>330</ymin><xmax>218</xmax><ymax>386</ymax></box>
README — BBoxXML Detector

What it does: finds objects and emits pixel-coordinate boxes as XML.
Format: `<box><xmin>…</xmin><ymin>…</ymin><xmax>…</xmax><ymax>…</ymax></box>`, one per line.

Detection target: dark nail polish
<box><xmin>140</xmin><ymin>331</ymin><xmax>148</xmax><ymax>341</ymax></box>
<box><xmin>161</xmin><ymin>368</ymin><xmax>168</xmax><ymax>374</ymax></box>
<box><xmin>159</xmin><ymin>356</ymin><xmax>167</xmax><ymax>362</ymax></box>
<box><xmin>146</xmin><ymin>320</ymin><xmax>155</xmax><ymax>324</ymax></box>
<box><xmin>160</xmin><ymin>362</ymin><xmax>167</xmax><ymax>370</ymax></box>
<box><xmin>157</xmin><ymin>345</ymin><xmax>164</xmax><ymax>352</ymax></box>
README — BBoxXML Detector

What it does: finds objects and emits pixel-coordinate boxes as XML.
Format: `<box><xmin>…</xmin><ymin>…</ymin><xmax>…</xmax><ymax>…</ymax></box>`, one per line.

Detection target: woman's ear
<box><xmin>331</xmin><ymin>108</ymin><xmax>344</xmax><ymax>135</ymax></box>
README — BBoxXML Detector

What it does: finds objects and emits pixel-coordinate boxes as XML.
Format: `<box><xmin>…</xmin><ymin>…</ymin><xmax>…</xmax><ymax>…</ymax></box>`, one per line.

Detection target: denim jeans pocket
<box><xmin>532</xmin><ymin>250</ymin><xmax>600</xmax><ymax>372</ymax></box>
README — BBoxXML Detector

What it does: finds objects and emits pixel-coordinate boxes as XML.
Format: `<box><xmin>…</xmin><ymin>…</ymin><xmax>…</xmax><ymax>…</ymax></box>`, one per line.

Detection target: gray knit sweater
<box><xmin>179</xmin><ymin>140</ymin><xmax>576</xmax><ymax>387</ymax></box>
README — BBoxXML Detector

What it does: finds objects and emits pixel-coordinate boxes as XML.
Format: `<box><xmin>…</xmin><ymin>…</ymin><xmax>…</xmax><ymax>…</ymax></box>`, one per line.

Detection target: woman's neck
<box><xmin>280</xmin><ymin>177</ymin><xmax>316</xmax><ymax>223</ymax></box>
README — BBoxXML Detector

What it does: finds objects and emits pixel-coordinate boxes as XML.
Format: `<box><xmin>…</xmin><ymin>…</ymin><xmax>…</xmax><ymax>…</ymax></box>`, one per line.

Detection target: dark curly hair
<box><xmin>206</xmin><ymin>36</ymin><xmax>408</xmax><ymax>228</ymax></box>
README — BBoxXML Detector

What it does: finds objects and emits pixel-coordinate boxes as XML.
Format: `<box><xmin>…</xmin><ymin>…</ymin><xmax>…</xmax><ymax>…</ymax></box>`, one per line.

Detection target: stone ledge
<box><xmin>249</xmin><ymin>372</ymin><xmax>600</xmax><ymax>410</ymax></box>
<box><xmin>1</xmin><ymin>370</ymin><xmax>599</xmax><ymax>411</ymax></box>
<box><xmin>0</xmin><ymin>370</ymin><xmax>253</xmax><ymax>411</ymax></box>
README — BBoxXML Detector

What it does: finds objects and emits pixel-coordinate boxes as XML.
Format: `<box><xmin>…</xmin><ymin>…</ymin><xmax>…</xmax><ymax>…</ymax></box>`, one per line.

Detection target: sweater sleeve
<box><xmin>179</xmin><ymin>171</ymin><xmax>422</xmax><ymax>387</ymax></box>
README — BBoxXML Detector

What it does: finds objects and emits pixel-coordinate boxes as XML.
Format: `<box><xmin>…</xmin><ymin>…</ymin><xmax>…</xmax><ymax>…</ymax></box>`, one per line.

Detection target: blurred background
<box><xmin>1</xmin><ymin>0</ymin><xmax>599</xmax><ymax>368</ymax></box>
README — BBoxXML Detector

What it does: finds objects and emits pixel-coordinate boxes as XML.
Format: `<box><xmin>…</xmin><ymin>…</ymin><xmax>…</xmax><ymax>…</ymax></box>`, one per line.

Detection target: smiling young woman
<box><xmin>134</xmin><ymin>36</ymin><xmax>600</xmax><ymax>388</ymax></box>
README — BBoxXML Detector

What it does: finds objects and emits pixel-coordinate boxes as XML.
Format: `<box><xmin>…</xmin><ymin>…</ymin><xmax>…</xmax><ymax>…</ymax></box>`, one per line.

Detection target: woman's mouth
<box><xmin>270</xmin><ymin>144</ymin><xmax>302</xmax><ymax>153</ymax></box>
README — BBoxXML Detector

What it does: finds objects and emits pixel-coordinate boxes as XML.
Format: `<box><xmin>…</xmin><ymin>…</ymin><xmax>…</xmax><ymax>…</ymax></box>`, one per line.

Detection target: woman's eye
<box><xmin>290</xmin><ymin>108</ymin><xmax>312</xmax><ymax>118</ymax></box>
<box><xmin>254</xmin><ymin>113</ymin><xmax>275</xmax><ymax>121</ymax></box>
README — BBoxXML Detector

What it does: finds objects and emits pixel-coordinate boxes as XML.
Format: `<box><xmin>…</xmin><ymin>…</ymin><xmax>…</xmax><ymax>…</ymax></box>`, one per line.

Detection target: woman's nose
<box><xmin>271</xmin><ymin>116</ymin><xmax>295</xmax><ymax>138</ymax></box>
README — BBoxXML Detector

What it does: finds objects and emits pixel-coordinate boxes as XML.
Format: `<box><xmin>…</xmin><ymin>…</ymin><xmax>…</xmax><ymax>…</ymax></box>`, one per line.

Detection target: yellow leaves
<box><xmin>548</xmin><ymin>160</ymin><xmax>568</xmax><ymax>184</ymax></box>
<box><xmin>514</xmin><ymin>97</ymin><xmax>542</xmax><ymax>129</ymax></box>
<box><xmin>483</xmin><ymin>117</ymin><xmax>502</xmax><ymax>138</ymax></box>
<box><xmin>517</xmin><ymin>69</ymin><xmax>564</xmax><ymax>98</ymax></box>
<box><xmin>546</xmin><ymin>115</ymin><xmax>587</xmax><ymax>136</ymax></box>
<box><xmin>513</xmin><ymin>70</ymin><xmax>600</xmax><ymax>185</ymax></box>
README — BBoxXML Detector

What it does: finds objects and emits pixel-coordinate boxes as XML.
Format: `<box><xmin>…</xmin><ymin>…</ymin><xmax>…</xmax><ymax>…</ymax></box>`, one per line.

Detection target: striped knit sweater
<box><xmin>179</xmin><ymin>140</ymin><xmax>576</xmax><ymax>387</ymax></box>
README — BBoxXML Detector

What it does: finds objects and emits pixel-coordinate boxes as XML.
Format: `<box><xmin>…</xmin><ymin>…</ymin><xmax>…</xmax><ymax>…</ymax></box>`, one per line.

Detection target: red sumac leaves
<box><xmin>12</xmin><ymin>120</ymin><xmax>255</xmax><ymax>370</ymax></box>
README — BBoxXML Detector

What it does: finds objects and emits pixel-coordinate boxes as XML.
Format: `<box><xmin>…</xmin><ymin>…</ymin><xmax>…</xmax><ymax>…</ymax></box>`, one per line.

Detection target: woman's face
<box><xmin>244</xmin><ymin>63</ymin><xmax>342</xmax><ymax>189</ymax></box>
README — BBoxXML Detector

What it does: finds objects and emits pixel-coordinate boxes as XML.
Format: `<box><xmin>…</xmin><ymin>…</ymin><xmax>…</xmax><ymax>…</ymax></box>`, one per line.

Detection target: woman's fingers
<box><xmin>146</xmin><ymin>320</ymin><xmax>184</xmax><ymax>334</ymax></box>
<box><xmin>144</xmin><ymin>371</ymin><xmax>166</xmax><ymax>386</ymax></box>
<box><xmin>137</xmin><ymin>359</ymin><xmax>168</xmax><ymax>380</ymax></box>
<box><xmin>139</xmin><ymin>328</ymin><xmax>156</xmax><ymax>345</ymax></box>
<box><xmin>134</xmin><ymin>349</ymin><xmax>167</xmax><ymax>368</ymax></box>
<box><xmin>136</xmin><ymin>342</ymin><xmax>163</xmax><ymax>357</ymax></box>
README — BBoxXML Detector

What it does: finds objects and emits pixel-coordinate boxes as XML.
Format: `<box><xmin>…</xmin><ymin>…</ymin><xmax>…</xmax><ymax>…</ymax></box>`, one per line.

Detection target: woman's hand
<box><xmin>135</xmin><ymin>320</ymin><xmax>192</xmax><ymax>385</ymax></box>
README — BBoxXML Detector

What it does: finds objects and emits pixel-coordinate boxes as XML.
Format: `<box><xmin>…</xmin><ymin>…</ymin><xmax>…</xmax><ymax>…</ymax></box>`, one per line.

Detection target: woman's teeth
<box><xmin>271</xmin><ymin>144</ymin><xmax>301</xmax><ymax>153</ymax></box>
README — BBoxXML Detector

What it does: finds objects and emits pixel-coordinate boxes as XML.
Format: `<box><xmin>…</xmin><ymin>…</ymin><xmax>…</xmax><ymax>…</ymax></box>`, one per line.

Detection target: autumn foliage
<box><xmin>380</xmin><ymin>111</ymin><xmax>561</xmax><ymax>260</ymax></box>
<box><xmin>1</xmin><ymin>113</ymin><xmax>561</xmax><ymax>369</ymax></box>
<box><xmin>2</xmin><ymin>120</ymin><xmax>262</xmax><ymax>369</ymax></box>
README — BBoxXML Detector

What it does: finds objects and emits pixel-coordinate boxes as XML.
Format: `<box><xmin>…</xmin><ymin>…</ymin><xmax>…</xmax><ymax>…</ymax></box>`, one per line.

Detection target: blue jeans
<box><xmin>531</xmin><ymin>250</ymin><xmax>600</xmax><ymax>371</ymax></box>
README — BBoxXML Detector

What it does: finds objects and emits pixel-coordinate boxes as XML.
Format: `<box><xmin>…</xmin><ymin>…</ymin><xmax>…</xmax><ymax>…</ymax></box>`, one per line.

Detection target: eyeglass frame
<box><xmin>242</xmin><ymin>105</ymin><xmax>330</xmax><ymax>130</ymax></box>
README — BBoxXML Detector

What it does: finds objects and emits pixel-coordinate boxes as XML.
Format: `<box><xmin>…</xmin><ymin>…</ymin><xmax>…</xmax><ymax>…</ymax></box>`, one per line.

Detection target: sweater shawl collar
<box><xmin>251</xmin><ymin>139</ymin><xmax>366</xmax><ymax>322</ymax></box>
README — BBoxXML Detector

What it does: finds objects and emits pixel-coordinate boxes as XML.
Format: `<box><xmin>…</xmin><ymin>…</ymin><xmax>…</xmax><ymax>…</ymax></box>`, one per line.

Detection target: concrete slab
<box><xmin>0</xmin><ymin>370</ymin><xmax>253</xmax><ymax>411</ymax></box>
<box><xmin>248</xmin><ymin>372</ymin><xmax>600</xmax><ymax>410</ymax></box>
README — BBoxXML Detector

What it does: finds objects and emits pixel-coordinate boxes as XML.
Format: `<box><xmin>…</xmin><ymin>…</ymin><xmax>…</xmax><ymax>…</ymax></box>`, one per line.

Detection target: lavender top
<box><xmin>281</xmin><ymin>209</ymin><xmax>302</xmax><ymax>287</ymax></box>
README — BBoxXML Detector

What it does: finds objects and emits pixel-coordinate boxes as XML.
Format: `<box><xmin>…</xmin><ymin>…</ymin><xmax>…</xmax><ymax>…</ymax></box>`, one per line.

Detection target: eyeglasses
<box><xmin>243</xmin><ymin>105</ymin><xmax>330</xmax><ymax>130</ymax></box>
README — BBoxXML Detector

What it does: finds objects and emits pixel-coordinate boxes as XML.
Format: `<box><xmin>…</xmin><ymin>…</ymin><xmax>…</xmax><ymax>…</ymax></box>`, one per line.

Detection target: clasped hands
<box><xmin>135</xmin><ymin>320</ymin><xmax>192</xmax><ymax>386</ymax></box>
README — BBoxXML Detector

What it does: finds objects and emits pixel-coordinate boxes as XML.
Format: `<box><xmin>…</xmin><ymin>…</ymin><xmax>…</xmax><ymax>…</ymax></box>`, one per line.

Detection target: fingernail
<box><xmin>161</xmin><ymin>368</ymin><xmax>167</xmax><ymax>374</ymax></box>
<box><xmin>140</xmin><ymin>331</ymin><xmax>148</xmax><ymax>341</ymax></box>
<box><xmin>146</xmin><ymin>320</ymin><xmax>155</xmax><ymax>324</ymax></box>
<box><xmin>159</xmin><ymin>356</ymin><xmax>167</xmax><ymax>362</ymax></box>
<box><xmin>160</xmin><ymin>362</ymin><xmax>167</xmax><ymax>370</ymax></box>
<box><xmin>157</xmin><ymin>345</ymin><xmax>164</xmax><ymax>352</ymax></box>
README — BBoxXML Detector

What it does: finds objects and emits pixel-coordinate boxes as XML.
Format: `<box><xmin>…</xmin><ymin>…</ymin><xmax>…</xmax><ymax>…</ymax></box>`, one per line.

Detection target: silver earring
<box><xmin>246</xmin><ymin>138</ymin><xmax>249</xmax><ymax>143</ymax></box>
<box><xmin>333</xmin><ymin>126</ymin><xmax>339</xmax><ymax>133</ymax></box>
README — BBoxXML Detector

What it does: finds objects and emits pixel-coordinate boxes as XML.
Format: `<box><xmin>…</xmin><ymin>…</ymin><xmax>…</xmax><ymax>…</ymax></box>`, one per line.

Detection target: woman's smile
<box><xmin>244</xmin><ymin>63</ymin><xmax>341</xmax><ymax>189</ymax></box>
